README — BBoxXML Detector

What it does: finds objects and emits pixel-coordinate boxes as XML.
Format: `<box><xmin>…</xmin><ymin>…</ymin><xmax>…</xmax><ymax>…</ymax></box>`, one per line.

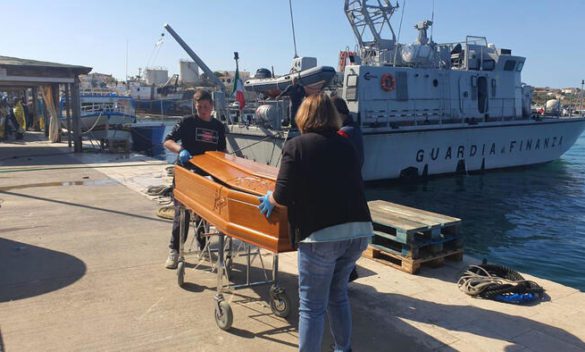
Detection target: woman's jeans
<box><xmin>297</xmin><ymin>237</ymin><xmax>369</xmax><ymax>352</ymax></box>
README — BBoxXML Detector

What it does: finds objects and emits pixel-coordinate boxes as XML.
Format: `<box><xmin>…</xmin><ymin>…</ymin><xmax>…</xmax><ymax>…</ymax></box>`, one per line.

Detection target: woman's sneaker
<box><xmin>165</xmin><ymin>249</ymin><xmax>179</xmax><ymax>269</ymax></box>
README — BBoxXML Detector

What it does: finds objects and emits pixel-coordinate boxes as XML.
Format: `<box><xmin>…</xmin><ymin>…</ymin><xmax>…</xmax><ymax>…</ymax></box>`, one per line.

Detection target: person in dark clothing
<box><xmin>258</xmin><ymin>93</ymin><xmax>373</xmax><ymax>352</ymax></box>
<box><xmin>332</xmin><ymin>96</ymin><xmax>365</xmax><ymax>283</ymax></box>
<box><xmin>4</xmin><ymin>102</ymin><xmax>18</xmax><ymax>140</ymax></box>
<box><xmin>332</xmin><ymin>96</ymin><xmax>364</xmax><ymax>168</ymax></box>
<box><xmin>277</xmin><ymin>76</ymin><xmax>306</xmax><ymax>127</ymax></box>
<box><xmin>163</xmin><ymin>89</ymin><xmax>227</xmax><ymax>269</ymax></box>
<box><xmin>23</xmin><ymin>98</ymin><xmax>33</xmax><ymax>130</ymax></box>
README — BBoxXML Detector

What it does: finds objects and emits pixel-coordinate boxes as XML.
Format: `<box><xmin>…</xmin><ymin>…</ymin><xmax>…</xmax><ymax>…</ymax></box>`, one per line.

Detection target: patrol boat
<box><xmin>224</xmin><ymin>1</ymin><xmax>585</xmax><ymax>180</ymax></box>
<box><xmin>169</xmin><ymin>1</ymin><xmax>585</xmax><ymax>181</ymax></box>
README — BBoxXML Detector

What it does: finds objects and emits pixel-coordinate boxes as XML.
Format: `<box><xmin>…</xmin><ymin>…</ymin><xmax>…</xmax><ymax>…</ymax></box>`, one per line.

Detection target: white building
<box><xmin>144</xmin><ymin>67</ymin><xmax>168</xmax><ymax>85</ymax></box>
<box><xmin>179</xmin><ymin>60</ymin><xmax>199</xmax><ymax>84</ymax></box>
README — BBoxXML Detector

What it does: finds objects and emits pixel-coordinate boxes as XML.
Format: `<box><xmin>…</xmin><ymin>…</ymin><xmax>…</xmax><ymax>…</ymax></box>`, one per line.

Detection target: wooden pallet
<box><xmin>364</xmin><ymin>245</ymin><xmax>464</xmax><ymax>274</ymax></box>
<box><xmin>367</xmin><ymin>200</ymin><xmax>463</xmax><ymax>255</ymax></box>
<box><xmin>370</xmin><ymin>230</ymin><xmax>463</xmax><ymax>259</ymax></box>
<box><xmin>368</xmin><ymin>200</ymin><xmax>461</xmax><ymax>244</ymax></box>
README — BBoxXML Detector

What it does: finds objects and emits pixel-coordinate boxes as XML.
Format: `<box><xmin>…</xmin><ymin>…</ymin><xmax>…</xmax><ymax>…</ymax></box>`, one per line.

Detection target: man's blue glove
<box><xmin>178</xmin><ymin>149</ymin><xmax>192</xmax><ymax>164</ymax></box>
<box><xmin>258</xmin><ymin>191</ymin><xmax>275</xmax><ymax>218</ymax></box>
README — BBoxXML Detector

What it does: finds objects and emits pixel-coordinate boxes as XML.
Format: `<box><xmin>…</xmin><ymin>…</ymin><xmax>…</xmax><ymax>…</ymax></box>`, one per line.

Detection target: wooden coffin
<box><xmin>173</xmin><ymin>151</ymin><xmax>293</xmax><ymax>253</ymax></box>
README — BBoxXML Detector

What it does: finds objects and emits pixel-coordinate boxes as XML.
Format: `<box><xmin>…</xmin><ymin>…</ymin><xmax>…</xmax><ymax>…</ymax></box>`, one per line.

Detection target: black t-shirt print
<box><xmin>164</xmin><ymin>114</ymin><xmax>227</xmax><ymax>156</ymax></box>
<box><xmin>196</xmin><ymin>127</ymin><xmax>219</xmax><ymax>144</ymax></box>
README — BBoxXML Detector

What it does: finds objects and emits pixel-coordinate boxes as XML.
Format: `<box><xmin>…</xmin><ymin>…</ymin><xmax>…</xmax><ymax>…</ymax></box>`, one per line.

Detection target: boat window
<box><xmin>346</xmin><ymin>74</ymin><xmax>359</xmax><ymax>101</ymax></box>
<box><xmin>482</xmin><ymin>59</ymin><xmax>495</xmax><ymax>71</ymax></box>
<box><xmin>504</xmin><ymin>60</ymin><xmax>516</xmax><ymax>71</ymax></box>
<box><xmin>516</xmin><ymin>62</ymin><xmax>524</xmax><ymax>72</ymax></box>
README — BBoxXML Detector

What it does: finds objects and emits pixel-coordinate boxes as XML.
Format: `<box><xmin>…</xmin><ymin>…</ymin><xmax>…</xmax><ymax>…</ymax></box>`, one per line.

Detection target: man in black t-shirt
<box><xmin>163</xmin><ymin>89</ymin><xmax>227</xmax><ymax>269</ymax></box>
<box><xmin>278</xmin><ymin>76</ymin><xmax>321</xmax><ymax>128</ymax></box>
<box><xmin>278</xmin><ymin>78</ymin><xmax>305</xmax><ymax>128</ymax></box>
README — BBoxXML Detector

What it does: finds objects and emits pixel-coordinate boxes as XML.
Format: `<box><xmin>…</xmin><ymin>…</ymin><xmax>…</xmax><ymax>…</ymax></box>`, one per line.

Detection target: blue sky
<box><xmin>1</xmin><ymin>0</ymin><xmax>583</xmax><ymax>88</ymax></box>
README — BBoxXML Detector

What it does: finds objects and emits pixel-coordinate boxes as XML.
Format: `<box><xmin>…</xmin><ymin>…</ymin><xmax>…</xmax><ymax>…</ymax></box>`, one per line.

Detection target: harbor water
<box><xmin>367</xmin><ymin>133</ymin><xmax>585</xmax><ymax>292</ymax></box>
<box><xmin>158</xmin><ymin>121</ymin><xmax>585</xmax><ymax>292</ymax></box>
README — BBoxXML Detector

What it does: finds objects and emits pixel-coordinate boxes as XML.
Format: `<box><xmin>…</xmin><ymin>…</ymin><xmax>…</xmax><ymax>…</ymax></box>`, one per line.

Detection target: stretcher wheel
<box><xmin>215</xmin><ymin>301</ymin><xmax>233</xmax><ymax>330</ymax></box>
<box><xmin>177</xmin><ymin>261</ymin><xmax>185</xmax><ymax>287</ymax></box>
<box><xmin>270</xmin><ymin>289</ymin><xmax>291</xmax><ymax>318</ymax></box>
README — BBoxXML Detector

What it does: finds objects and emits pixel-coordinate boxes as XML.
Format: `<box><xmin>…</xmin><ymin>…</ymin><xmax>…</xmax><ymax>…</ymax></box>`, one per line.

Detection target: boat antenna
<box><xmin>125</xmin><ymin>39</ymin><xmax>129</xmax><ymax>83</ymax></box>
<box><xmin>393</xmin><ymin>0</ymin><xmax>407</xmax><ymax>66</ymax></box>
<box><xmin>289</xmin><ymin>0</ymin><xmax>299</xmax><ymax>58</ymax></box>
<box><xmin>430</xmin><ymin>0</ymin><xmax>435</xmax><ymax>42</ymax></box>
<box><xmin>579</xmin><ymin>79</ymin><xmax>585</xmax><ymax>115</ymax></box>
<box><xmin>234</xmin><ymin>52</ymin><xmax>240</xmax><ymax>71</ymax></box>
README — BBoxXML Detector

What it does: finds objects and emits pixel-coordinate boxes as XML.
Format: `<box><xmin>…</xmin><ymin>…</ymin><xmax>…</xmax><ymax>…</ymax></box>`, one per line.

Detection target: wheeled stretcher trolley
<box><xmin>173</xmin><ymin>152</ymin><xmax>295</xmax><ymax>330</ymax></box>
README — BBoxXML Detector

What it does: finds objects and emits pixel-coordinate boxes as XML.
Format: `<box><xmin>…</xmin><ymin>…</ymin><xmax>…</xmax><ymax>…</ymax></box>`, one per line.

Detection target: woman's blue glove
<box><xmin>258</xmin><ymin>191</ymin><xmax>275</xmax><ymax>218</ymax></box>
<box><xmin>178</xmin><ymin>149</ymin><xmax>192</xmax><ymax>164</ymax></box>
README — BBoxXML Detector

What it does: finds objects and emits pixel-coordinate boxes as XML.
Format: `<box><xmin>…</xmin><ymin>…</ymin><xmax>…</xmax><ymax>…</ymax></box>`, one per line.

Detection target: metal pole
<box><xmin>288</xmin><ymin>0</ymin><xmax>298</xmax><ymax>58</ymax></box>
<box><xmin>246</xmin><ymin>244</ymin><xmax>251</xmax><ymax>286</ymax></box>
<box><xmin>217</xmin><ymin>233</ymin><xmax>225</xmax><ymax>295</ymax></box>
<box><xmin>65</xmin><ymin>84</ymin><xmax>72</xmax><ymax>148</ymax></box>
<box><xmin>72</xmin><ymin>77</ymin><xmax>83</xmax><ymax>152</ymax></box>
<box><xmin>579</xmin><ymin>79</ymin><xmax>585</xmax><ymax>115</ymax></box>
<box><xmin>179</xmin><ymin>206</ymin><xmax>185</xmax><ymax>260</ymax></box>
<box><xmin>272</xmin><ymin>254</ymin><xmax>279</xmax><ymax>283</ymax></box>
<box><xmin>31</xmin><ymin>87</ymin><xmax>39</xmax><ymax>131</ymax></box>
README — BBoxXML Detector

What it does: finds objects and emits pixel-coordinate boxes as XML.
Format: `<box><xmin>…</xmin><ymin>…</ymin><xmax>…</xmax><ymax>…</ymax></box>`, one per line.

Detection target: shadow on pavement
<box><xmin>354</xmin><ymin>281</ymin><xmax>585</xmax><ymax>351</ymax></box>
<box><xmin>0</xmin><ymin>238</ymin><xmax>86</xmax><ymax>302</ymax></box>
<box><xmin>178</xmin><ymin>253</ymin><xmax>433</xmax><ymax>351</ymax></box>
<box><xmin>179</xmin><ymin>252</ymin><xmax>585</xmax><ymax>351</ymax></box>
<box><xmin>0</xmin><ymin>190</ymin><xmax>170</xmax><ymax>224</ymax></box>
<box><xmin>0</xmin><ymin>146</ymin><xmax>76</xmax><ymax>167</ymax></box>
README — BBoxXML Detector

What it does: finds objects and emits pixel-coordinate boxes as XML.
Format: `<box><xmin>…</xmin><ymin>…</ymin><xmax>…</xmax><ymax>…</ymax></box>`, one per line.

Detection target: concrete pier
<box><xmin>1</xmin><ymin>133</ymin><xmax>584</xmax><ymax>351</ymax></box>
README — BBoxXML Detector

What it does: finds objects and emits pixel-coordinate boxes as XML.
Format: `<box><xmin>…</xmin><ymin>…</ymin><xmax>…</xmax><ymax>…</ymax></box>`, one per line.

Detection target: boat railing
<box><xmin>80</xmin><ymin>102</ymin><xmax>135</xmax><ymax>116</ymax></box>
<box><xmin>80</xmin><ymin>88</ymin><xmax>119</xmax><ymax>97</ymax></box>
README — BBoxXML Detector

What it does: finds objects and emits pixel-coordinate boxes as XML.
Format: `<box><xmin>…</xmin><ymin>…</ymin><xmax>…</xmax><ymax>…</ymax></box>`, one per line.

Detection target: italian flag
<box><xmin>232</xmin><ymin>68</ymin><xmax>246</xmax><ymax>111</ymax></box>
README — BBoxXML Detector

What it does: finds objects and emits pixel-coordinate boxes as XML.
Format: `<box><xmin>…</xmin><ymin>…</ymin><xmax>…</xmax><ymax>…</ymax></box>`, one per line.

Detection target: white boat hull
<box><xmin>226</xmin><ymin>117</ymin><xmax>585</xmax><ymax>181</ymax></box>
<box><xmin>363</xmin><ymin>118</ymin><xmax>585</xmax><ymax>180</ymax></box>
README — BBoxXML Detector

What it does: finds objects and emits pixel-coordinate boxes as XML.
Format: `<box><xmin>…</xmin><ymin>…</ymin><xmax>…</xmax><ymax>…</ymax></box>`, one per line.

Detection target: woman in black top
<box><xmin>258</xmin><ymin>93</ymin><xmax>372</xmax><ymax>352</ymax></box>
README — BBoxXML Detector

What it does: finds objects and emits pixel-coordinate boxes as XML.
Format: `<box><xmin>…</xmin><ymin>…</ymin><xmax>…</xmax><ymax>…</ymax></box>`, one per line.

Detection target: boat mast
<box><xmin>344</xmin><ymin>0</ymin><xmax>399</xmax><ymax>53</ymax></box>
<box><xmin>579</xmin><ymin>79</ymin><xmax>585</xmax><ymax>115</ymax></box>
<box><xmin>289</xmin><ymin>0</ymin><xmax>299</xmax><ymax>58</ymax></box>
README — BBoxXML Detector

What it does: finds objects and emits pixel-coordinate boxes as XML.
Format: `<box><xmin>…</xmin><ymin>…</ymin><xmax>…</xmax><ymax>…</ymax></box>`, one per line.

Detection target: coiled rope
<box><xmin>458</xmin><ymin>262</ymin><xmax>545</xmax><ymax>304</ymax></box>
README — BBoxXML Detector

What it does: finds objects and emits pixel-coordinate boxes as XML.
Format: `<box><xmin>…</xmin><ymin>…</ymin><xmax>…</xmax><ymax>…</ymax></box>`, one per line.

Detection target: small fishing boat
<box><xmin>60</xmin><ymin>89</ymin><xmax>136</xmax><ymax>134</ymax></box>
<box><xmin>244</xmin><ymin>57</ymin><xmax>336</xmax><ymax>98</ymax></box>
<box><xmin>59</xmin><ymin>89</ymin><xmax>137</xmax><ymax>144</ymax></box>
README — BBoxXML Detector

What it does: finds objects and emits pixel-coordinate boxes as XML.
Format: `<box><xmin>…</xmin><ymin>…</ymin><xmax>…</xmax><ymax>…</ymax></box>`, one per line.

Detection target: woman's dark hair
<box><xmin>331</xmin><ymin>96</ymin><xmax>350</xmax><ymax>116</ymax></box>
<box><xmin>295</xmin><ymin>93</ymin><xmax>341</xmax><ymax>133</ymax></box>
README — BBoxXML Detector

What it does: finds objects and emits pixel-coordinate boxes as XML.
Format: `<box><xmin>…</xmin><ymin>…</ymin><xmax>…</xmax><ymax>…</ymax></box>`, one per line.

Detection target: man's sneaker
<box><xmin>165</xmin><ymin>249</ymin><xmax>179</xmax><ymax>269</ymax></box>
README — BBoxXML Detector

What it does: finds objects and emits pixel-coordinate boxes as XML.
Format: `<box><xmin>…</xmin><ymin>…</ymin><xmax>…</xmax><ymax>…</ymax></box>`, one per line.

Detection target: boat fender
<box><xmin>380</xmin><ymin>73</ymin><xmax>396</xmax><ymax>92</ymax></box>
